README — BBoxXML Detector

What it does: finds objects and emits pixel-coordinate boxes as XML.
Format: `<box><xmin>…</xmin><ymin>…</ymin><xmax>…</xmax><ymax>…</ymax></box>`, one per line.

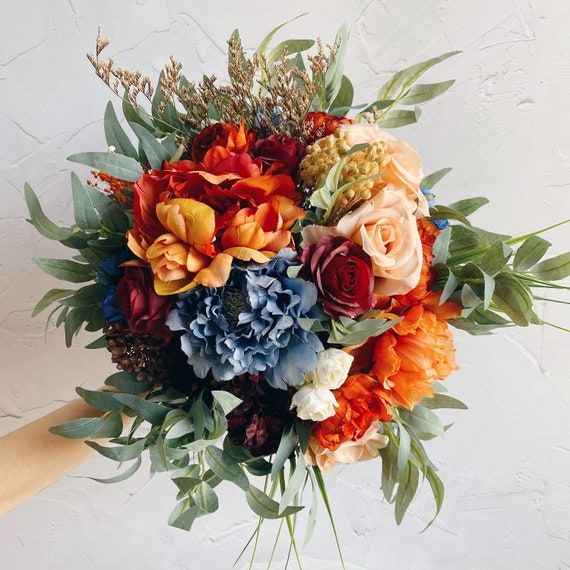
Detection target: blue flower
<box><xmin>167</xmin><ymin>252</ymin><xmax>323</xmax><ymax>389</ymax></box>
<box><xmin>96</xmin><ymin>249</ymin><xmax>131</xmax><ymax>323</ymax></box>
<box><xmin>421</xmin><ymin>186</ymin><xmax>449</xmax><ymax>230</ymax></box>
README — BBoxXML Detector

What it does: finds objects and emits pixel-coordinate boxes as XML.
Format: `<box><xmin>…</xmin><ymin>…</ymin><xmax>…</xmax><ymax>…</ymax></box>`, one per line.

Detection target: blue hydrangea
<box><xmin>96</xmin><ymin>249</ymin><xmax>131</xmax><ymax>323</ymax></box>
<box><xmin>167</xmin><ymin>252</ymin><xmax>323</xmax><ymax>389</ymax></box>
<box><xmin>421</xmin><ymin>186</ymin><xmax>449</xmax><ymax>230</ymax></box>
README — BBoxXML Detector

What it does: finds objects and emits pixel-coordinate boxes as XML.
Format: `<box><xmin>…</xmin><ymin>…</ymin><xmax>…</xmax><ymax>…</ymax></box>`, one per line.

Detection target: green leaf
<box><xmin>530</xmin><ymin>252</ymin><xmax>570</xmax><ymax>281</ymax></box>
<box><xmin>104</xmin><ymin>101</ymin><xmax>138</xmax><ymax>160</ymax></box>
<box><xmin>60</xmin><ymin>283</ymin><xmax>104</xmax><ymax>308</ymax></box>
<box><xmin>49</xmin><ymin>416</ymin><xmax>106</xmax><ymax>439</ymax></box>
<box><xmin>151</xmin><ymin>71</ymin><xmax>182</xmax><ymax>134</ymax></box>
<box><xmin>129</xmin><ymin>122</ymin><xmax>171</xmax><ymax>169</ymax></box>
<box><xmin>24</xmin><ymin>183</ymin><xmax>73</xmax><ymax>241</ymax></box>
<box><xmin>246</xmin><ymin>485</ymin><xmax>304</xmax><ymax>520</ymax></box>
<box><xmin>328</xmin><ymin>75</ymin><xmax>354</xmax><ymax>115</ymax></box>
<box><xmin>33</xmin><ymin>258</ymin><xmax>95</xmax><ymax>284</ymax></box>
<box><xmin>379</xmin><ymin>51</ymin><xmax>460</xmax><ymax>101</ymax></box>
<box><xmin>32</xmin><ymin>288</ymin><xmax>74</xmax><ymax>317</ymax></box>
<box><xmin>323</xmin><ymin>23</ymin><xmax>349</xmax><ymax>106</ymax></box>
<box><xmin>193</xmin><ymin>482</ymin><xmax>219</xmax><ymax>514</ymax></box>
<box><xmin>447</xmin><ymin>197</ymin><xmax>489</xmax><ymax>217</ymax></box>
<box><xmin>63</xmin><ymin>306</ymin><xmax>92</xmax><ymax>347</ymax></box>
<box><xmin>85</xmin><ymin>334</ymin><xmax>106</xmax><ymax>349</ymax></box>
<box><xmin>400</xmin><ymin>79</ymin><xmax>455</xmax><ymax>105</ymax></box>
<box><xmin>278</xmin><ymin>457</ymin><xmax>307</xmax><ymax>514</ymax></box>
<box><xmin>421</xmin><ymin>168</ymin><xmax>452</xmax><ymax>191</ymax></box>
<box><xmin>479</xmin><ymin>241</ymin><xmax>512</xmax><ymax>276</ymax></box>
<box><xmin>493</xmin><ymin>272</ymin><xmax>538</xmax><ymax>326</ymax></box>
<box><xmin>76</xmin><ymin>387</ymin><xmax>122</xmax><ymax>412</ymax></box>
<box><xmin>211</xmin><ymin>390</ymin><xmax>242</xmax><ymax>415</ymax></box>
<box><xmin>430</xmin><ymin>204</ymin><xmax>471</xmax><ymax>226</ymax></box>
<box><xmin>271</xmin><ymin>425</ymin><xmax>296</xmax><ymax>480</ymax></box>
<box><xmin>104</xmin><ymin>371</ymin><xmax>151</xmax><ymax>395</ymax></box>
<box><xmin>165</xmin><ymin>417</ymin><xmax>194</xmax><ymax>440</ymax></box>
<box><xmin>438</xmin><ymin>269</ymin><xmax>457</xmax><ymax>305</ymax></box>
<box><xmin>122</xmin><ymin>95</ymin><xmax>155</xmax><ymax>131</ymax></box>
<box><xmin>513</xmin><ymin>236</ymin><xmax>551</xmax><ymax>271</ymax></box>
<box><xmin>400</xmin><ymin>406</ymin><xmax>444</xmax><ymax>438</ymax></box>
<box><xmin>267</xmin><ymin>39</ymin><xmax>314</xmax><ymax>67</ymax></box>
<box><xmin>433</xmin><ymin>226</ymin><xmax>452</xmax><ymax>265</ymax></box>
<box><xmin>87</xmin><ymin>456</ymin><xmax>142</xmax><ymax>484</ymax></box>
<box><xmin>67</xmin><ymin>152</ymin><xmax>143</xmax><ymax>182</ymax></box>
<box><xmin>377</xmin><ymin>107</ymin><xmax>421</xmax><ymax>128</ymax></box>
<box><xmin>422</xmin><ymin>466</ymin><xmax>445</xmax><ymax>531</ymax></box>
<box><xmin>72</xmin><ymin>172</ymin><xmax>129</xmax><ymax>233</ymax></box>
<box><xmin>204</xmin><ymin>446</ymin><xmax>249</xmax><ymax>491</ymax></box>
<box><xmin>304</xmin><ymin>466</ymin><xmax>320</xmax><ymax>547</ymax></box>
<box><xmin>395</xmin><ymin>462</ymin><xmax>419</xmax><ymax>525</ymax></box>
<box><xmin>397</xmin><ymin>424</ymin><xmax>411</xmax><ymax>472</ymax></box>
<box><xmin>168</xmin><ymin>500</ymin><xmax>200</xmax><ymax>531</ymax></box>
<box><xmin>422</xmin><ymin>393</ymin><xmax>468</xmax><ymax>410</ymax></box>
<box><xmin>113</xmin><ymin>394</ymin><xmax>171</xmax><ymax>425</ymax></box>
<box><xmin>257</xmin><ymin>13</ymin><xmax>309</xmax><ymax>58</ymax></box>
<box><xmin>92</xmin><ymin>411</ymin><xmax>123</xmax><ymax>438</ymax></box>
<box><xmin>328</xmin><ymin>316</ymin><xmax>401</xmax><ymax>346</ymax></box>
<box><xmin>86</xmin><ymin>439</ymin><xmax>146</xmax><ymax>461</ymax></box>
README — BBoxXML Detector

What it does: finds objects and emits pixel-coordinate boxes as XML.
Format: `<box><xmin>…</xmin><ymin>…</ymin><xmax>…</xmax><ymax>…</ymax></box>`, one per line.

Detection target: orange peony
<box><xmin>304</xmin><ymin>111</ymin><xmax>354</xmax><ymax>142</ymax></box>
<box><xmin>313</xmin><ymin>373</ymin><xmax>392</xmax><ymax>451</ymax></box>
<box><xmin>348</xmin><ymin>305</ymin><xmax>458</xmax><ymax>410</ymax></box>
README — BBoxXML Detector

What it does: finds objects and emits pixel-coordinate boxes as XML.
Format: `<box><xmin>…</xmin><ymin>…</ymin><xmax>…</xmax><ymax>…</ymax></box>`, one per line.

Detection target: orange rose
<box><xmin>313</xmin><ymin>373</ymin><xmax>392</xmax><ymax>451</ymax></box>
<box><xmin>221</xmin><ymin>196</ymin><xmax>304</xmax><ymax>257</ymax></box>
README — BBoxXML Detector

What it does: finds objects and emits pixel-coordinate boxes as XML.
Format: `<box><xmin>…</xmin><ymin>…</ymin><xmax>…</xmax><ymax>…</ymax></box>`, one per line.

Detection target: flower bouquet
<box><xmin>26</xmin><ymin>20</ymin><xmax>569</xmax><ymax>566</ymax></box>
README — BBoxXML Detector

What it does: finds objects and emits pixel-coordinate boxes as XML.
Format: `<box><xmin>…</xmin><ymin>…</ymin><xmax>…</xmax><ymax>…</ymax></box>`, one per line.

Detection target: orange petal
<box><xmin>127</xmin><ymin>230</ymin><xmax>148</xmax><ymax>261</ymax></box>
<box><xmin>222</xmin><ymin>221</ymin><xmax>267</xmax><ymax>250</ymax></box>
<box><xmin>192</xmin><ymin>253</ymin><xmax>233</xmax><ymax>288</ymax></box>
<box><xmin>154</xmin><ymin>275</ymin><xmax>197</xmax><ymax>296</ymax></box>
<box><xmin>223</xmin><ymin>247</ymin><xmax>271</xmax><ymax>263</ymax></box>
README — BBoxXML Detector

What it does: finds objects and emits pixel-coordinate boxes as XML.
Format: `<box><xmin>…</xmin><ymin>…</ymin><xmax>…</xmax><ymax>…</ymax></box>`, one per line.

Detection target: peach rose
<box><xmin>302</xmin><ymin>185</ymin><xmax>423</xmax><ymax>296</ymax></box>
<box><xmin>339</xmin><ymin>123</ymin><xmax>428</xmax><ymax>217</ymax></box>
<box><xmin>305</xmin><ymin>421</ymin><xmax>388</xmax><ymax>473</ymax></box>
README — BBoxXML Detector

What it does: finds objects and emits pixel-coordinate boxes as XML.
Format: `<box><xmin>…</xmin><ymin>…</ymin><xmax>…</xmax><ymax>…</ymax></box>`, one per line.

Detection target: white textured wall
<box><xmin>1</xmin><ymin>1</ymin><xmax>570</xmax><ymax>568</ymax></box>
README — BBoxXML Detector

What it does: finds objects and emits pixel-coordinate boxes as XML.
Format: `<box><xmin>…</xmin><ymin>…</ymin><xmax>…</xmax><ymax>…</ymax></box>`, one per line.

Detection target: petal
<box><xmin>191</xmin><ymin>253</ymin><xmax>234</xmax><ymax>288</ymax></box>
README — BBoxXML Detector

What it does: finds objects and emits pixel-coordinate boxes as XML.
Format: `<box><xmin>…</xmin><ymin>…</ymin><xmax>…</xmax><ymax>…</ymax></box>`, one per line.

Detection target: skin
<box><xmin>0</xmin><ymin>395</ymin><xmax>133</xmax><ymax>516</ymax></box>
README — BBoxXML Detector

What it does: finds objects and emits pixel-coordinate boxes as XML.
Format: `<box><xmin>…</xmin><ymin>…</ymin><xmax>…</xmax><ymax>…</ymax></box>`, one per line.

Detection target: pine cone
<box><xmin>105</xmin><ymin>322</ymin><xmax>169</xmax><ymax>386</ymax></box>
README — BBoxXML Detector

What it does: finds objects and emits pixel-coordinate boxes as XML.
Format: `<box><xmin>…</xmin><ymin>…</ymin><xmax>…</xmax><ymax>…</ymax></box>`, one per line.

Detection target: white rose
<box><xmin>291</xmin><ymin>386</ymin><xmax>338</xmax><ymax>422</ymax></box>
<box><xmin>312</xmin><ymin>349</ymin><xmax>354</xmax><ymax>390</ymax></box>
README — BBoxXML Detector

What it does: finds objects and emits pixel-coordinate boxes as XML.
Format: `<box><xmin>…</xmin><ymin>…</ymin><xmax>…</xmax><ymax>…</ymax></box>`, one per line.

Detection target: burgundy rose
<box><xmin>191</xmin><ymin>123</ymin><xmax>231</xmax><ymax>162</ymax></box>
<box><xmin>301</xmin><ymin>235</ymin><xmax>374</xmax><ymax>318</ymax></box>
<box><xmin>254</xmin><ymin>134</ymin><xmax>305</xmax><ymax>175</ymax></box>
<box><xmin>117</xmin><ymin>266</ymin><xmax>173</xmax><ymax>341</ymax></box>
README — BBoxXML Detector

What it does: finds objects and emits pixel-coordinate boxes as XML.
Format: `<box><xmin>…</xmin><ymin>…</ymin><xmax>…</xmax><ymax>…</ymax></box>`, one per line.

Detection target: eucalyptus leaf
<box><xmin>271</xmin><ymin>425</ymin><xmax>297</xmax><ymax>480</ymax></box>
<box><xmin>447</xmin><ymin>197</ymin><xmax>489</xmax><ymax>217</ymax></box>
<box><xmin>32</xmin><ymin>288</ymin><xmax>74</xmax><ymax>317</ymax></box>
<box><xmin>422</xmin><ymin>466</ymin><xmax>445</xmax><ymax>531</ymax></box>
<box><xmin>421</xmin><ymin>393</ymin><xmax>468</xmax><ymax>410</ymax></box>
<box><xmin>76</xmin><ymin>387</ymin><xmax>122</xmax><ymax>412</ymax></box>
<box><xmin>211</xmin><ymin>390</ymin><xmax>242</xmax><ymax>415</ymax></box>
<box><xmin>421</xmin><ymin>168</ymin><xmax>452</xmax><ymax>191</ymax></box>
<box><xmin>513</xmin><ymin>236</ymin><xmax>551</xmax><ymax>271</ymax></box>
<box><xmin>87</xmin><ymin>456</ymin><xmax>142</xmax><ymax>484</ymax></box>
<box><xmin>400</xmin><ymin>80</ymin><xmax>455</xmax><ymax>105</ymax></box>
<box><xmin>49</xmin><ymin>416</ymin><xmax>107</xmax><ymax>439</ymax></box>
<box><xmin>113</xmin><ymin>394</ymin><xmax>171</xmax><ymax>425</ymax></box>
<box><xmin>86</xmin><ymin>439</ymin><xmax>146</xmax><ymax>461</ymax></box>
<box><xmin>24</xmin><ymin>183</ymin><xmax>73</xmax><ymax>241</ymax></box>
<box><xmin>67</xmin><ymin>151</ymin><xmax>143</xmax><ymax>182</ymax></box>
<box><xmin>246</xmin><ymin>485</ymin><xmax>304</xmax><ymax>520</ymax></box>
<box><xmin>395</xmin><ymin>462</ymin><xmax>419</xmax><ymax>525</ymax></box>
<box><xmin>193</xmin><ymin>482</ymin><xmax>219</xmax><ymax>514</ymax></box>
<box><xmin>104</xmin><ymin>101</ymin><xmax>138</xmax><ymax>160</ymax></box>
<box><xmin>204</xmin><ymin>446</ymin><xmax>249</xmax><ymax>491</ymax></box>
<box><xmin>104</xmin><ymin>371</ymin><xmax>151</xmax><ymax>395</ymax></box>
<box><xmin>530</xmin><ymin>252</ymin><xmax>570</xmax><ymax>281</ymax></box>
<box><xmin>33</xmin><ymin>258</ymin><xmax>95</xmax><ymax>283</ymax></box>
<box><xmin>129</xmin><ymin>122</ymin><xmax>171</xmax><ymax>169</ymax></box>
<box><xmin>377</xmin><ymin>108</ymin><xmax>421</xmax><ymax>128</ymax></box>
<box><xmin>278</xmin><ymin>457</ymin><xmax>307</xmax><ymax>514</ymax></box>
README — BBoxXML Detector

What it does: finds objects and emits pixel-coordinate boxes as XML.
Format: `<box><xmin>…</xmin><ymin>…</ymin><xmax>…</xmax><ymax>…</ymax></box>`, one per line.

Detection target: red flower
<box><xmin>305</xmin><ymin>111</ymin><xmax>354</xmax><ymax>143</ymax></box>
<box><xmin>191</xmin><ymin>121</ymin><xmax>255</xmax><ymax>162</ymax></box>
<box><xmin>117</xmin><ymin>266</ymin><xmax>173</xmax><ymax>341</ymax></box>
<box><xmin>254</xmin><ymin>134</ymin><xmax>305</xmax><ymax>175</ymax></box>
<box><xmin>301</xmin><ymin>236</ymin><xmax>374</xmax><ymax>318</ymax></box>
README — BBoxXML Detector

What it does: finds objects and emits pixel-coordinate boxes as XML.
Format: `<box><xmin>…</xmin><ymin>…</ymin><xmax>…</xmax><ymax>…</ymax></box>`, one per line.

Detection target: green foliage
<box><xmin>67</xmin><ymin>151</ymin><xmax>143</xmax><ymax>182</ymax></box>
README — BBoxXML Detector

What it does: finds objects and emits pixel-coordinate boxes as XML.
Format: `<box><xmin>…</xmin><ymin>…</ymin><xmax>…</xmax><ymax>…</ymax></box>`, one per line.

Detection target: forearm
<box><xmin>0</xmin><ymin>398</ymin><xmax>130</xmax><ymax>516</ymax></box>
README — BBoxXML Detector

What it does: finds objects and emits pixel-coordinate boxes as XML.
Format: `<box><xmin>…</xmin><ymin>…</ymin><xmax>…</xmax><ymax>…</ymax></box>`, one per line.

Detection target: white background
<box><xmin>1</xmin><ymin>1</ymin><xmax>570</xmax><ymax>568</ymax></box>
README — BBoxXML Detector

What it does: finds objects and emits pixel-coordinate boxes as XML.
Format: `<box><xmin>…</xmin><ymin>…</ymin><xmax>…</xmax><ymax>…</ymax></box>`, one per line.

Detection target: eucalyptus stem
<box><xmin>506</xmin><ymin>218</ymin><xmax>570</xmax><ymax>245</ymax></box>
<box><xmin>267</xmin><ymin>519</ymin><xmax>285</xmax><ymax>569</ymax></box>
<box><xmin>279</xmin><ymin>469</ymin><xmax>303</xmax><ymax>569</ymax></box>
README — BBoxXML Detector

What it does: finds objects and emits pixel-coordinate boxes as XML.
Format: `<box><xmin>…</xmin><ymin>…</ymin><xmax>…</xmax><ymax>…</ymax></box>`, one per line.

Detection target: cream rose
<box><xmin>310</xmin><ymin>348</ymin><xmax>353</xmax><ymax>390</ymax></box>
<box><xmin>291</xmin><ymin>386</ymin><xmax>338</xmax><ymax>422</ymax></box>
<box><xmin>302</xmin><ymin>185</ymin><xmax>423</xmax><ymax>296</ymax></box>
<box><xmin>305</xmin><ymin>421</ymin><xmax>389</xmax><ymax>473</ymax></box>
<box><xmin>339</xmin><ymin>123</ymin><xmax>428</xmax><ymax>217</ymax></box>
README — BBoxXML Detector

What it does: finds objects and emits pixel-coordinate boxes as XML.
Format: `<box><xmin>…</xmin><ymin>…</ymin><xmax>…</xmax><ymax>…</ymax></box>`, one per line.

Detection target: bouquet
<box><xmin>26</xmin><ymin>20</ymin><xmax>569</xmax><ymax>566</ymax></box>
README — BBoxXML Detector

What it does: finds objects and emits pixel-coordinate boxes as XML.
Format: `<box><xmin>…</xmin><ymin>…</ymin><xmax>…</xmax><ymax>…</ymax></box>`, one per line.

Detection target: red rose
<box><xmin>304</xmin><ymin>112</ymin><xmax>354</xmax><ymax>143</ymax></box>
<box><xmin>254</xmin><ymin>134</ymin><xmax>305</xmax><ymax>175</ymax></box>
<box><xmin>301</xmin><ymin>236</ymin><xmax>374</xmax><ymax>318</ymax></box>
<box><xmin>117</xmin><ymin>266</ymin><xmax>173</xmax><ymax>341</ymax></box>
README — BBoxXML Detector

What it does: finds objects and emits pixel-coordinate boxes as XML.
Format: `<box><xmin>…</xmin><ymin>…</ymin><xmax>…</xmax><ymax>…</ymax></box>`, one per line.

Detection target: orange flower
<box><xmin>313</xmin><ymin>373</ymin><xmax>392</xmax><ymax>451</ymax></box>
<box><xmin>349</xmin><ymin>305</ymin><xmax>458</xmax><ymax>410</ymax></box>
<box><xmin>221</xmin><ymin>196</ymin><xmax>304</xmax><ymax>258</ymax></box>
<box><xmin>191</xmin><ymin>121</ymin><xmax>255</xmax><ymax>162</ymax></box>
